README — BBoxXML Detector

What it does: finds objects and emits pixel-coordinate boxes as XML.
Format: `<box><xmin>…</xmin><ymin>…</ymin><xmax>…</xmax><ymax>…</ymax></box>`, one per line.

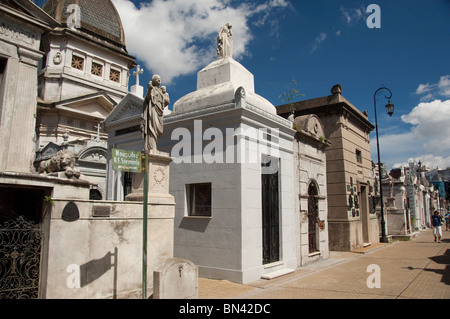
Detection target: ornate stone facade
<box><xmin>293</xmin><ymin>115</ymin><xmax>330</xmax><ymax>265</ymax></box>
<box><xmin>0</xmin><ymin>0</ymin><xmax>174</xmax><ymax>299</ymax></box>
<box><xmin>33</xmin><ymin>0</ymin><xmax>136</xmax><ymax>198</ymax></box>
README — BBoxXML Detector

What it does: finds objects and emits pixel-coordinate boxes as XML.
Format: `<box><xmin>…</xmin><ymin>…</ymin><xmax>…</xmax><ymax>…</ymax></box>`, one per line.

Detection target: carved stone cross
<box><xmin>93</xmin><ymin>123</ymin><xmax>101</xmax><ymax>143</ymax></box>
<box><xmin>133</xmin><ymin>65</ymin><xmax>144</xmax><ymax>87</ymax></box>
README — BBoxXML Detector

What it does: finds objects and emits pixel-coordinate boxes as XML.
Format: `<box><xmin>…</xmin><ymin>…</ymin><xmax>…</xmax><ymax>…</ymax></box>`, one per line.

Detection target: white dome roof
<box><xmin>173</xmin><ymin>57</ymin><xmax>276</xmax><ymax>115</ymax></box>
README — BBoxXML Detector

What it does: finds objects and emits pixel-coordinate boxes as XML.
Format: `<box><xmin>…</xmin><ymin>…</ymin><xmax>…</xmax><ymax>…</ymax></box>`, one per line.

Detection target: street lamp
<box><xmin>373</xmin><ymin>86</ymin><xmax>394</xmax><ymax>243</ymax></box>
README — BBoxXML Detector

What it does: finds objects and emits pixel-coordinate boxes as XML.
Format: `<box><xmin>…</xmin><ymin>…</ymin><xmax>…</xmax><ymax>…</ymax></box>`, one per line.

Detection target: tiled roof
<box><xmin>42</xmin><ymin>0</ymin><xmax>125</xmax><ymax>46</ymax></box>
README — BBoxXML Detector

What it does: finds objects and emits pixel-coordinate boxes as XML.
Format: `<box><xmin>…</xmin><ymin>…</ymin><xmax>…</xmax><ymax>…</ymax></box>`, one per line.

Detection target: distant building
<box><xmin>35</xmin><ymin>0</ymin><xmax>136</xmax><ymax>198</ymax></box>
<box><xmin>425</xmin><ymin>167</ymin><xmax>449</xmax><ymax>212</ymax></box>
<box><xmin>380</xmin><ymin>165</ymin><xmax>412</xmax><ymax>237</ymax></box>
<box><xmin>389</xmin><ymin>161</ymin><xmax>441</xmax><ymax>232</ymax></box>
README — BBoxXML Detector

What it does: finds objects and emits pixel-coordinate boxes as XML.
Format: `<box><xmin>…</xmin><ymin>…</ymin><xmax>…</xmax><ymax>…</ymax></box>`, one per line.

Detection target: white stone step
<box><xmin>261</xmin><ymin>268</ymin><xmax>295</xmax><ymax>280</ymax></box>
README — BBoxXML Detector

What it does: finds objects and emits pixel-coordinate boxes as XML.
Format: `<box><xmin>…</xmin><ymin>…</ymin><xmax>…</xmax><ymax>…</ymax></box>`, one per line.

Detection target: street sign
<box><xmin>112</xmin><ymin>148</ymin><xmax>142</xmax><ymax>173</ymax></box>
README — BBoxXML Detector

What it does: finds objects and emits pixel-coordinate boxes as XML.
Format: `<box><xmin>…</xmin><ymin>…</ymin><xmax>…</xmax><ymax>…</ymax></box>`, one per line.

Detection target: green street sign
<box><xmin>112</xmin><ymin>148</ymin><xmax>142</xmax><ymax>172</ymax></box>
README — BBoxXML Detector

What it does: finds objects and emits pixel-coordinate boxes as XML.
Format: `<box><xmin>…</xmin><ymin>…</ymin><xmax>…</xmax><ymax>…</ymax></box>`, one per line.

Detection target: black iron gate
<box><xmin>0</xmin><ymin>215</ymin><xmax>42</xmax><ymax>299</ymax></box>
<box><xmin>308</xmin><ymin>182</ymin><xmax>319</xmax><ymax>253</ymax></box>
<box><xmin>262</xmin><ymin>163</ymin><xmax>280</xmax><ymax>265</ymax></box>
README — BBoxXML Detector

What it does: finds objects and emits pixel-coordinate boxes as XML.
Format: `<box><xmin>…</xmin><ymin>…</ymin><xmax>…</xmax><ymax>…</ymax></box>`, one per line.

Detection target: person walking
<box><xmin>445</xmin><ymin>212</ymin><xmax>450</xmax><ymax>231</ymax></box>
<box><xmin>431</xmin><ymin>210</ymin><xmax>443</xmax><ymax>242</ymax></box>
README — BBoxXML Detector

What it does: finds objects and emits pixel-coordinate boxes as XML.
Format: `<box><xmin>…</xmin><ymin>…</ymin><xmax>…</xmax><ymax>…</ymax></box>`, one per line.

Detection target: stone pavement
<box><xmin>198</xmin><ymin>228</ymin><xmax>450</xmax><ymax>299</ymax></box>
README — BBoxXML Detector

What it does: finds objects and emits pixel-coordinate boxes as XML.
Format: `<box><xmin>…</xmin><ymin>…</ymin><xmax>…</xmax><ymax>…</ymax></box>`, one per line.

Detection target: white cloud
<box><xmin>415</xmin><ymin>83</ymin><xmax>433</xmax><ymax>95</ymax></box>
<box><xmin>311</xmin><ymin>32</ymin><xmax>327</xmax><ymax>53</ymax></box>
<box><xmin>377</xmin><ymin>76</ymin><xmax>450</xmax><ymax>170</ymax></box>
<box><xmin>112</xmin><ymin>0</ymin><xmax>289</xmax><ymax>83</ymax></box>
<box><xmin>438</xmin><ymin>75</ymin><xmax>450</xmax><ymax>97</ymax></box>
<box><xmin>401</xmin><ymin>99</ymin><xmax>450</xmax><ymax>152</ymax></box>
<box><xmin>315</xmin><ymin>32</ymin><xmax>327</xmax><ymax>43</ymax></box>
<box><xmin>419</xmin><ymin>93</ymin><xmax>434</xmax><ymax>102</ymax></box>
<box><xmin>415</xmin><ymin>75</ymin><xmax>450</xmax><ymax>101</ymax></box>
<box><xmin>373</xmin><ymin>99</ymin><xmax>450</xmax><ymax>170</ymax></box>
<box><xmin>340</xmin><ymin>5</ymin><xmax>365</xmax><ymax>25</ymax></box>
<box><xmin>371</xmin><ymin>131</ymin><xmax>416</xmax><ymax>167</ymax></box>
<box><xmin>394</xmin><ymin>155</ymin><xmax>450</xmax><ymax>170</ymax></box>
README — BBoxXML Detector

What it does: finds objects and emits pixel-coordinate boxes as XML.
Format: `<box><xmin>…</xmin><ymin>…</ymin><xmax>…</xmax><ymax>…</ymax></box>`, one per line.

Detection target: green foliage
<box><xmin>43</xmin><ymin>195</ymin><xmax>54</xmax><ymax>205</ymax></box>
<box><xmin>278</xmin><ymin>78</ymin><xmax>304</xmax><ymax>114</ymax></box>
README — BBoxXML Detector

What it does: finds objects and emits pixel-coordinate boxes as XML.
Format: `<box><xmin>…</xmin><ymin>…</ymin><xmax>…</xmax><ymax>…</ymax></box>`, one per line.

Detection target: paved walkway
<box><xmin>198</xmin><ymin>229</ymin><xmax>450</xmax><ymax>299</ymax></box>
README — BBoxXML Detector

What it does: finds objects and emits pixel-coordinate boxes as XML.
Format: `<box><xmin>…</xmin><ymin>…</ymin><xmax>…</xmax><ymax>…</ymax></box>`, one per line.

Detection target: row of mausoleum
<box><xmin>0</xmin><ymin>0</ymin><xmax>445</xmax><ymax>298</ymax></box>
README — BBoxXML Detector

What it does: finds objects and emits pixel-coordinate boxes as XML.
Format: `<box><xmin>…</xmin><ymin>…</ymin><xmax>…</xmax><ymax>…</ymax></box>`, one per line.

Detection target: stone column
<box><xmin>2</xmin><ymin>48</ymin><xmax>43</xmax><ymax>172</ymax></box>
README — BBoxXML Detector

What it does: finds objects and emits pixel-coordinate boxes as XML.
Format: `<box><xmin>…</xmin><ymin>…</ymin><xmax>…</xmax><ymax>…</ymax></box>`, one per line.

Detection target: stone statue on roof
<box><xmin>217</xmin><ymin>23</ymin><xmax>233</xmax><ymax>59</ymax></box>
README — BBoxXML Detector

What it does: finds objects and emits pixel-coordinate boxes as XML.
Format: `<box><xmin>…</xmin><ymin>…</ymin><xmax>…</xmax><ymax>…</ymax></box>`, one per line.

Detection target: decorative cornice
<box><xmin>0</xmin><ymin>21</ymin><xmax>39</xmax><ymax>46</ymax></box>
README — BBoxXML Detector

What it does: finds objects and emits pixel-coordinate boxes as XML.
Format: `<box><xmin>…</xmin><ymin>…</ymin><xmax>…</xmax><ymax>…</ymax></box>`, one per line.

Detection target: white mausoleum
<box><xmin>159</xmin><ymin>54</ymin><xmax>298</xmax><ymax>284</ymax></box>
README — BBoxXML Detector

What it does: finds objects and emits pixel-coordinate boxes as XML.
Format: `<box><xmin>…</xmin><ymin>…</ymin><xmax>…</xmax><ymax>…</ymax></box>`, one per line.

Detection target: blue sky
<box><xmin>96</xmin><ymin>1</ymin><xmax>450</xmax><ymax>170</ymax></box>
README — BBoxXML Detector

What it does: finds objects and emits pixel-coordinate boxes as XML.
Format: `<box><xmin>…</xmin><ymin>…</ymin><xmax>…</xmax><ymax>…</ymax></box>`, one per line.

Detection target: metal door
<box><xmin>262</xmin><ymin>167</ymin><xmax>280</xmax><ymax>265</ymax></box>
<box><xmin>0</xmin><ymin>215</ymin><xmax>42</xmax><ymax>299</ymax></box>
<box><xmin>308</xmin><ymin>183</ymin><xmax>319</xmax><ymax>253</ymax></box>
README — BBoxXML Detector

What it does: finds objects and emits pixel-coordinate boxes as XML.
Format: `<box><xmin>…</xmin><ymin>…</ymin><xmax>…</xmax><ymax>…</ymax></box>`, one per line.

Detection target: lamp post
<box><xmin>373</xmin><ymin>86</ymin><xmax>394</xmax><ymax>243</ymax></box>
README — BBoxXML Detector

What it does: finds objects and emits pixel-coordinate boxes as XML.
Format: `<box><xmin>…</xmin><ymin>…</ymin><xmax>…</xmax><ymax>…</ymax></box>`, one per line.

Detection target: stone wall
<box><xmin>42</xmin><ymin>197</ymin><xmax>174</xmax><ymax>298</ymax></box>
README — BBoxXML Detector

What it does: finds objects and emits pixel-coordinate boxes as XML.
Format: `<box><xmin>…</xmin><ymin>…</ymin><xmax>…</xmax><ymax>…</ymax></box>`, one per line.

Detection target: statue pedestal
<box><xmin>125</xmin><ymin>150</ymin><xmax>174</xmax><ymax>204</ymax></box>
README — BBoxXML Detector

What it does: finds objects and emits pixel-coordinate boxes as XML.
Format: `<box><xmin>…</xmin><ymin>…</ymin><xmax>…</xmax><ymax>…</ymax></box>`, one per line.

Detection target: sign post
<box><xmin>111</xmin><ymin>148</ymin><xmax>148</xmax><ymax>298</ymax></box>
<box><xmin>112</xmin><ymin>148</ymin><xmax>142</xmax><ymax>173</ymax></box>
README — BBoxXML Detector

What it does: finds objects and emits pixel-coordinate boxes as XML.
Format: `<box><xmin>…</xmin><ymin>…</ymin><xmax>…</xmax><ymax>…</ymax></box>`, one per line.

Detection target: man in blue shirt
<box><xmin>431</xmin><ymin>210</ymin><xmax>443</xmax><ymax>243</ymax></box>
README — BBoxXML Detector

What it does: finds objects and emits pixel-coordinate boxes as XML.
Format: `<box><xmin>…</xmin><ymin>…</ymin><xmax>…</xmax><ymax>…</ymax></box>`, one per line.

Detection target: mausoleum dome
<box><xmin>174</xmin><ymin>57</ymin><xmax>277</xmax><ymax>115</ymax></box>
<box><xmin>42</xmin><ymin>0</ymin><xmax>126</xmax><ymax>48</ymax></box>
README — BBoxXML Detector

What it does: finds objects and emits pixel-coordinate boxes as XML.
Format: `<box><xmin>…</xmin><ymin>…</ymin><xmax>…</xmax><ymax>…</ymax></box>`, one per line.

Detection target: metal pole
<box><xmin>374</xmin><ymin>87</ymin><xmax>392</xmax><ymax>243</ymax></box>
<box><xmin>142</xmin><ymin>152</ymin><xmax>149</xmax><ymax>299</ymax></box>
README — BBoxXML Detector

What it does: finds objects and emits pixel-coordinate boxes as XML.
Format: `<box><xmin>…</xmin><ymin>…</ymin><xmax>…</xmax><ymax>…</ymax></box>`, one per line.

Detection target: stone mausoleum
<box><xmin>158</xmin><ymin>25</ymin><xmax>330</xmax><ymax>284</ymax></box>
<box><xmin>159</xmin><ymin>58</ymin><xmax>297</xmax><ymax>284</ymax></box>
<box><xmin>278</xmin><ymin>85</ymin><xmax>378</xmax><ymax>251</ymax></box>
